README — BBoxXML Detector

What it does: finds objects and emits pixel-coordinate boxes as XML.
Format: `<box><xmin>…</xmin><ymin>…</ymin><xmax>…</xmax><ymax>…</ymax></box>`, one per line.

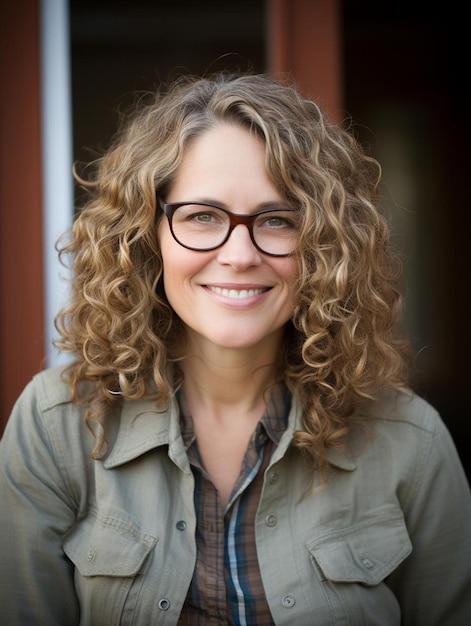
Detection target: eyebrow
<box><xmin>180</xmin><ymin>198</ymin><xmax>291</xmax><ymax>211</ymax></box>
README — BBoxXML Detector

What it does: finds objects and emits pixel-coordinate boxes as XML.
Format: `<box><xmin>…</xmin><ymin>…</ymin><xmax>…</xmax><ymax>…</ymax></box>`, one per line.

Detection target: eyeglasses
<box><xmin>161</xmin><ymin>201</ymin><xmax>300</xmax><ymax>257</ymax></box>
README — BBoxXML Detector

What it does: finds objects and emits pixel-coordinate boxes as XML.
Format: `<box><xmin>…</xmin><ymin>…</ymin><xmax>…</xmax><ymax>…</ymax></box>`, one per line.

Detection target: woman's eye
<box><xmin>263</xmin><ymin>215</ymin><xmax>297</xmax><ymax>229</ymax></box>
<box><xmin>192</xmin><ymin>212</ymin><xmax>214</xmax><ymax>223</ymax></box>
<box><xmin>267</xmin><ymin>217</ymin><xmax>286</xmax><ymax>226</ymax></box>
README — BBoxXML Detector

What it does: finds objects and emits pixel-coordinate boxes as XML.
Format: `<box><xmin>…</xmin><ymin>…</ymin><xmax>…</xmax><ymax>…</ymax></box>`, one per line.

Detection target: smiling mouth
<box><xmin>207</xmin><ymin>286</ymin><xmax>269</xmax><ymax>299</ymax></box>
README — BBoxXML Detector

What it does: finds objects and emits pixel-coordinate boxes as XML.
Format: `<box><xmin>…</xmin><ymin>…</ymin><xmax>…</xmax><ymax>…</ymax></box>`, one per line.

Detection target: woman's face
<box><xmin>158</xmin><ymin>123</ymin><xmax>298</xmax><ymax>355</ymax></box>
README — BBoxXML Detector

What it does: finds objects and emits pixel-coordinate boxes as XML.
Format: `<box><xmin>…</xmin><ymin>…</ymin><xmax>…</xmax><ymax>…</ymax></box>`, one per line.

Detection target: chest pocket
<box><xmin>63</xmin><ymin>509</ymin><xmax>157</xmax><ymax>625</ymax></box>
<box><xmin>64</xmin><ymin>509</ymin><xmax>157</xmax><ymax>576</ymax></box>
<box><xmin>307</xmin><ymin>508</ymin><xmax>411</xmax><ymax>586</ymax></box>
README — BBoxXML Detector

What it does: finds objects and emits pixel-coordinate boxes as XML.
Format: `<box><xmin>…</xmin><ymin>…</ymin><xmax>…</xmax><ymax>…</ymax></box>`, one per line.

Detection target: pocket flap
<box><xmin>308</xmin><ymin>509</ymin><xmax>412</xmax><ymax>586</ymax></box>
<box><xmin>64</xmin><ymin>510</ymin><xmax>157</xmax><ymax>577</ymax></box>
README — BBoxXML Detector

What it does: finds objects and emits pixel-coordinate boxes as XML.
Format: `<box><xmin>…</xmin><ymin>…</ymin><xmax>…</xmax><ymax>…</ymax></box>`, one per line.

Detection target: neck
<box><xmin>180</xmin><ymin>331</ymin><xmax>284</xmax><ymax>414</ymax></box>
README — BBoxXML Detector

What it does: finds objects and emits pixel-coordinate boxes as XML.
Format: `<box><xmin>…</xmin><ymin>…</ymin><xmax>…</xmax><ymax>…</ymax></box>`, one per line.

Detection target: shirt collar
<box><xmin>260</xmin><ymin>382</ymin><xmax>291</xmax><ymax>445</ymax></box>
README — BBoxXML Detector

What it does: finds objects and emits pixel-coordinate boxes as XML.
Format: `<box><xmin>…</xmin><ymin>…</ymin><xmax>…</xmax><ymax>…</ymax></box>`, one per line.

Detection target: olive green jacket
<box><xmin>0</xmin><ymin>366</ymin><xmax>470</xmax><ymax>625</ymax></box>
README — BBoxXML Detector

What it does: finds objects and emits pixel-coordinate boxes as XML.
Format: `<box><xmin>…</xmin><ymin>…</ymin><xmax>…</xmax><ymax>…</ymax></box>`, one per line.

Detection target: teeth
<box><xmin>209</xmin><ymin>286</ymin><xmax>265</xmax><ymax>299</ymax></box>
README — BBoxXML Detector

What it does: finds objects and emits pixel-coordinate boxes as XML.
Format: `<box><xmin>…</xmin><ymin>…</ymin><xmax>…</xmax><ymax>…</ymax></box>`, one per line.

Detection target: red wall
<box><xmin>0</xmin><ymin>0</ymin><xmax>46</xmax><ymax>430</ymax></box>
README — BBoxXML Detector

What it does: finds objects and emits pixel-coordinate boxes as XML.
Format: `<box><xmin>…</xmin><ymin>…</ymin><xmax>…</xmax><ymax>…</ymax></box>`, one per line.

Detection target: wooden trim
<box><xmin>268</xmin><ymin>0</ymin><xmax>344</xmax><ymax>123</ymax></box>
<box><xmin>0</xmin><ymin>0</ymin><xmax>45</xmax><ymax>431</ymax></box>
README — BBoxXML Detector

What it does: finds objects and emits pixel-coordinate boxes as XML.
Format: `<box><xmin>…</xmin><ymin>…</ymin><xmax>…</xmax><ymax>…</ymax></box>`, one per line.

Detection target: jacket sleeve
<box><xmin>387</xmin><ymin>406</ymin><xmax>471</xmax><ymax>625</ymax></box>
<box><xmin>0</xmin><ymin>377</ymin><xmax>81</xmax><ymax>625</ymax></box>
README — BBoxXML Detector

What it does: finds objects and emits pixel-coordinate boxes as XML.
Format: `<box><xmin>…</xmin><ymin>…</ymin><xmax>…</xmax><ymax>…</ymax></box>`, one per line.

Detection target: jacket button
<box><xmin>362</xmin><ymin>558</ymin><xmax>374</xmax><ymax>569</ymax></box>
<box><xmin>265</xmin><ymin>514</ymin><xmax>277</xmax><ymax>527</ymax></box>
<box><xmin>282</xmin><ymin>594</ymin><xmax>296</xmax><ymax>608</ymax></box>
<box><xmin>269</xmin><ymin>472</ymin><xmax>279</xmax><ymax>484</ymax></box>
<box><xmin>176</xmin><ymin>520</ymin><xmax>187</xmax><ymax>530</ymax></box>
<box><xmin>158</xmin><ymin>598</ymin><xmax>170</xmax><ymax>610</ymax></box>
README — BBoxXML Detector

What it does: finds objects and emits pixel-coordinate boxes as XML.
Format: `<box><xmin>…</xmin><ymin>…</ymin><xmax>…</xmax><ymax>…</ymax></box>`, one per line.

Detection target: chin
<box><xmin>207</xmin><ymin>328</ymin><xmax>281</xmax><ymax>351</ymax></box>
<box><xmin>212</xmin><ymin>337</ymin><xmax>262</xmax><ymax>350</ymax></box>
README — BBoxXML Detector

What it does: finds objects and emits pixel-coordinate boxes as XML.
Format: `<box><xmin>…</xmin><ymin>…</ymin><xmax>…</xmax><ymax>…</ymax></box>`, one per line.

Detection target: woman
<box><xmin>0</xmin><ymin>72</ymin><xmax>470</xmax><ymax>625</ymax></box>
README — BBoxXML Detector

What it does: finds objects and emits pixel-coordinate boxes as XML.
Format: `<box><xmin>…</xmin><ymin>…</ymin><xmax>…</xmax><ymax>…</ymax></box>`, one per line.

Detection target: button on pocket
<box><xmin>307</xmin><ymin>507</ymin><xmax>412</xmax><ymax>586</ymax></box>
<box><xmin>86</xmin><ymin>548</ymin><xmax>96</xmax><ymax>562</ymax></box>
<box><xmin>64</xmin><ymin>510</ymin><xmax>157</xmax><ymax>577</ymax></box>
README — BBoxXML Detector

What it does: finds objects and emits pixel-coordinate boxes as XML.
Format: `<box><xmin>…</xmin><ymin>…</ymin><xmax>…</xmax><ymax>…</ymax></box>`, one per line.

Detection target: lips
<box><xmin>207</xmin><ymin>286</ymin><xmax>269</xmax><ymax>299</ymax></box>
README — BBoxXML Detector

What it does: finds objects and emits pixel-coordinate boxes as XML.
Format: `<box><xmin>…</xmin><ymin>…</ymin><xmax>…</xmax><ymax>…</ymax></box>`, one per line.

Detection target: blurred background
<box><xmin>1</xmin><ymin>0</ymin><xmax>469</xmax><ymax>479</ymax></box>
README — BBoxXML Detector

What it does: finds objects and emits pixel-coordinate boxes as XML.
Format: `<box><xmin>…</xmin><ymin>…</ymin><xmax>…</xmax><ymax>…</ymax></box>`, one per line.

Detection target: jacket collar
<box><xmin>274</xmin><ymin>395</ymin><xmax>357</xmax><ymax>472</ymax></box>
<box><xmin>104</xmin><ymin>396</ymin><xmax>190</xmax><ymax>471</ymax></box>
<box><xmin>104</xmin><ymin>392</ymin><xmax>357</xmax><ymax>472</ymax></box>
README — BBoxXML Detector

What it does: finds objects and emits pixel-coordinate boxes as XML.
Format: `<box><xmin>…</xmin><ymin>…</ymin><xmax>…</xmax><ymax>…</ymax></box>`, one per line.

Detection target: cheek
<box><xmin>159</xmin><ymin>220</ymin><xmax>185</xmax><ymax>276</ymax></box>
<box><xmin>159</xmin><ymin>227</ymin><xmax>206</xmax><ymax>300</ymax></box>
<box><xmin>157</xmin><ymin>217</ymin><xmax>172</xmax><ymax>257</ymax></box>
<box><xmin>160</xmin><ymin>259</ymin><xmax>190</xmax><ymax>318</ymax></box>
<box><xmin>158</xmin><ymin>224</ymin><xmax>182</xmax><ymax>299</ymax></box>
<box><xmin>282</xmin><ymin>259</ymin><xmax>299</xmax><ymax>312</ymax></box>
<box><xmin>160</xmin><ymin>251</ymin><xmax>187</xmax><ymax>299</ymax></box>
<box><xmin>278</xmin><ymin>257</ymin><xmax>298</xmax><ymax>289</ymax></box>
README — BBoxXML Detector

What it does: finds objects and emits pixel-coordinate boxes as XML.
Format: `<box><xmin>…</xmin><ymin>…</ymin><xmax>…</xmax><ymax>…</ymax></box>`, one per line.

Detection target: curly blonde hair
<box><xmin>56</xmin><ymin>72</ymin><xmax>410</xmax><ymax>467</ymax></box>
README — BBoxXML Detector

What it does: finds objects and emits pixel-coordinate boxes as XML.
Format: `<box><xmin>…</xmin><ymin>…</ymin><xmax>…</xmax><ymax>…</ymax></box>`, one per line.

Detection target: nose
<box><xmin>216</xmin><ymin>224</ymin><xmax>262</xmax><ymax>269</ymax></box>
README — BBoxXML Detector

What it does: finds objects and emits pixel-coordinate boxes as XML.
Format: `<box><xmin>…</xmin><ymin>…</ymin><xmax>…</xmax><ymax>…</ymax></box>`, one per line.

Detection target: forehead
<box><xmin>180</xmin><ymin>123</ymin><xmax>265</xmax><ymax>172</ymax></box>
<box><xmin>168</xmin><ymin>124</ymin><xmax>282</xmax><ymax>206</ymax></box>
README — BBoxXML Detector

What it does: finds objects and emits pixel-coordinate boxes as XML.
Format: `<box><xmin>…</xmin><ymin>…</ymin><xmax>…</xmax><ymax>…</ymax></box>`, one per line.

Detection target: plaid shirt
<box><xmin>177</xmin><ymin>384</ymin><xmax>291</xmax><ymax>626</ymax></box>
